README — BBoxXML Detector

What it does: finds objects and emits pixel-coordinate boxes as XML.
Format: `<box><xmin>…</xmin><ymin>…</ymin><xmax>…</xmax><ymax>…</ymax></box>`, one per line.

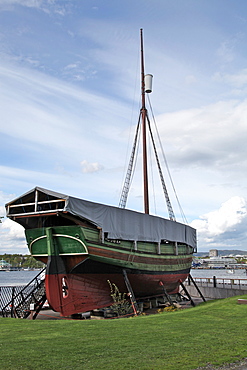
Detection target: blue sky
<box><xmin>1</xmin><ymin>0</ymin><xmax>247</xmax><ymax>253</ymax></box>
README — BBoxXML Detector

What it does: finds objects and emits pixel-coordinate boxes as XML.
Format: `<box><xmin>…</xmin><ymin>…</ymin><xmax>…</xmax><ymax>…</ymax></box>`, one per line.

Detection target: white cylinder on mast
<box><xmin>145</xmin><ymin>74</ymin><xmax>153</xmax><ymax>93</ymax></box>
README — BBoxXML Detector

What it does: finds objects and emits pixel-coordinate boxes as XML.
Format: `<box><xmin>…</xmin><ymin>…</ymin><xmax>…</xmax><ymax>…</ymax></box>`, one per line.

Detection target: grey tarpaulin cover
<box><xmin>7</xmin><ymin>187</ymin><xmax>197</xmax><ymax>249</ymax></box>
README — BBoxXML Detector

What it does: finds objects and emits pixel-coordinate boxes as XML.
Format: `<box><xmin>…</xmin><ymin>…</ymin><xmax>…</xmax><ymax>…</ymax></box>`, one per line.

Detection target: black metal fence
<box><xmin>0</xmin><ymin>285</ymin><xmax>26</xmax><ymax>311</ymax></box>
<box><xmin>0</xmin><ymin>268</ymin><xmax>46</xmax><ymax>317</ymax></box>
<box><xmin>187</xmin><ymin>276</ymin><xmax>247</xmax><ymax>289</ymax></box>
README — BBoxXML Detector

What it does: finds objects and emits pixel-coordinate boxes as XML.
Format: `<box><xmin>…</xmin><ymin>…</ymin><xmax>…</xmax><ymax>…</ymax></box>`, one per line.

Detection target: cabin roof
<box><xmin>6</xmin><ymin>186</ymin><xmax>196</xmax><ymax>249</ymax></box>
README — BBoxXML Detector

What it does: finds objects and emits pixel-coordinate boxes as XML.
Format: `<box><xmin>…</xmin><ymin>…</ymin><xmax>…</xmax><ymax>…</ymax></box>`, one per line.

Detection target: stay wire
<box><xmin>147</xmin><ymin>95</ymin><xmax>188</xmax><ymax>224</ymax></box>
<box><xmin>148</xmin><ymin>126</ymin><xmax>157</xmax><ymax>215</ymax></box>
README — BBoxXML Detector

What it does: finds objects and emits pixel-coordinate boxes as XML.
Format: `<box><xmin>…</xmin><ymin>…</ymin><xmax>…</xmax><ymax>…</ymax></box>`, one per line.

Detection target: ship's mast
<box><xmin>140</xmin><ymin>28</ymin><xmax>149</xmax><ymax>214</ymax></box>
<box><xmin>119</xmin><ymin>29</ymin><xmax>177</xmax><ymax>221</ymax></box>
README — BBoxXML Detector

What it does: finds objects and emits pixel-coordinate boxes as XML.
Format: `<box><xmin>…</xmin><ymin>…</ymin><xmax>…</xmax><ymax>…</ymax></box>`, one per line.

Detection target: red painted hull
<box><xmin>45</xmin><ymin>259</ymin><xmax>190</xmax><ymax>316</ymax></box>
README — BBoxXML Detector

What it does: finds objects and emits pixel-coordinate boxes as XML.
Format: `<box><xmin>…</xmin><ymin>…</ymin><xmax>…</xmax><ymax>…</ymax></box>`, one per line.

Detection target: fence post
<box><xmin>188</xmin><ymin>275</ymin><xmax>191</xmax><ymax>286</ymax></box>
<box><xmin>11</xmin><ymin>287</ymin><xmax>15</xmax><ymax>318</ymax></box>
<box><xmin>213</xmin><ymin>276</ymin><xmax>217</xmax><ymax>288</ymax></box>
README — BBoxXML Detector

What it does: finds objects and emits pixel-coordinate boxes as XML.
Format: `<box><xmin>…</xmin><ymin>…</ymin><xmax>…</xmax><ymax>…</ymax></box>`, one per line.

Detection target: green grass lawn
<box><xmin>1</xmin><ymin>295</ymin><xmax>247</xmax><ymax>370</ymax></box>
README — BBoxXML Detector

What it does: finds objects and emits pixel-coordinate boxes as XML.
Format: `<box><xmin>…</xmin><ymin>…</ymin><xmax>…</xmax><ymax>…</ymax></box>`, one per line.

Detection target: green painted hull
<box><xmin>25</xmin><ymin>225</ymin><xmax>193</xmax><ymax>273</ymax></box>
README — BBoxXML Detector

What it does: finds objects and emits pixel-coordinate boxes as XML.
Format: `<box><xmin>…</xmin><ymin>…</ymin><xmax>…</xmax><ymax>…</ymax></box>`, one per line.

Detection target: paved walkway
<box><xmin>34</xmin><ymin>309</ymin><xmax>81</xmax><ymax>320</ymax></box>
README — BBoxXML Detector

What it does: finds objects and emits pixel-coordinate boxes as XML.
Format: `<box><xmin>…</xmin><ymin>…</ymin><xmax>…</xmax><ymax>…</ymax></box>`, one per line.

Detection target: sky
<box><xmin>1</xmin><ymin>0</ymin><xmax>247</xmax><ymax>253</ymax></box>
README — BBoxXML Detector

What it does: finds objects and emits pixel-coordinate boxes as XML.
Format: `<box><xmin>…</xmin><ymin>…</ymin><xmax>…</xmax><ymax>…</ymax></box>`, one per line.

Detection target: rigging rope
<box><xmin>148</xmin><ymin>132</ymin><xmax>157</xmax><ymax>215</ymax></box>
<box><xmin>118</xmin><ymin>93</ymin><xmax>188</xmax><ymax>224</ymax></box>
<box><xmin>147</xmin><ymin>95</ymin><xmax>188</xmax><ymax>224</ymax></box>
<box><xmin>119</xmin><ymin>114</ymin><xmax>141</xmax><ymax>209</ymax></box>
<box><xmin>146</xmin><ymin>112</ymin><xmax>176</xmax><ymax>221</ymax></box>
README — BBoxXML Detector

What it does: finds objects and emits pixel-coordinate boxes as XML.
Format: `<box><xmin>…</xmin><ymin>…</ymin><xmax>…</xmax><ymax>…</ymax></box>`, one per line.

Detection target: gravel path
<box><xmin>195</xmin><ymin>359</ymin><xmax>247</xmax><ymax>370</ymax></box>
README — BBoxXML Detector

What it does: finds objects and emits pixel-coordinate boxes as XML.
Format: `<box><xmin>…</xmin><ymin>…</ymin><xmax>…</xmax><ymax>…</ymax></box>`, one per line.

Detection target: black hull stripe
<box><xmin>46</xmin><ymin>256</ymin><xmax>191</xmax><ymax>276</ymax></box>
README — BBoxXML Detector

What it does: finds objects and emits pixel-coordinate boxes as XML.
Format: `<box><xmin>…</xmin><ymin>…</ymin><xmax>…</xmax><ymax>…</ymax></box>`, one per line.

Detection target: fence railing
<box><xmin>0</xmin><ymin>285</ymin><xmax>26</xmax><ymax>311</ymax></box>
<box><xmin>186</xmin><ymin>276</ymin><xmax>247</xmax><ymax>290</ymax></box>
<box><xmin>0</xmin><ymin>268</ymin><xmax>46</xmax><ymax>315</ymax></box>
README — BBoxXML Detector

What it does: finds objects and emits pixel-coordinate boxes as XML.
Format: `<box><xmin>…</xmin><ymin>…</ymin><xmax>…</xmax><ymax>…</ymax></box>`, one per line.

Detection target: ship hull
<box><xmin>30</xmin><ymin>225</ymin><xmax>192</xmax><ymax>316</ymax></box>
<box><xmin>45</xmin><ymin>257</ymin><xmax>191</xmax><ymax>316</ymax></box>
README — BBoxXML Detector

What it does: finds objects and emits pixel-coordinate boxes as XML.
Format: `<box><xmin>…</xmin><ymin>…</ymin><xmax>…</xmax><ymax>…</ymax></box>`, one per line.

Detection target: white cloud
<box><xmin>0</xmin><ymin>191</ymin><xmax>16</xmax><ymax>218</ymax></box>
<box><xmin>216</xmin><ymin>40</ymin><xmax>235</xmax><ymax>63</ymax></box>
<box><xmin>0</xmin><ymin>0</ymin><xmax>43</xmax><ymax>8</ymax></box>
<box><xmin>0</xmin><ymin>0</ymin><xmax>43</xmax><ymax>7</ymax></box>
<box><xmin>156</xmin><ymin>99</ymin><xmax>247</xmax><ymax>174</ymax></box>
<box><xmin>1</xmin><ymin>218</ymin><xmax>25</xmax><ymax>239</ymax></box>
<box><xmin>191</xmin><ymin>197</ymin><xmax>247</xmax><ymax>249</ymax></box>
<box><xmin>0</xmin><ymin>62</ymin><xmax>128</xmax><ymax>171</ymax></box>
<box><xmin>0</xmin><ymin>217</ymin><xmax>27</xmax><ymax>254</ymax></box>
<box><xmin>80</xmin><ymin>160</ymin><xmax>104</xmax><ymax>174</ymax></box>
<box><xmin>0</xmin><ymin>207</ymin><xmax>5</xmax><ymax>217</ymax></box>
<box><xmin>0</xmin><ymin>190</ymin><xmax>27</xmax><ymax>253</ymax></box>
<box><xmin>0</xmin><ymin>0</ymin><xmax>69</xmax><ymax>17</ymax></box>
<box><xmin>213</xmin><ymin>69</ymin><xmax>247</xmax><ymax>88</ymax></box>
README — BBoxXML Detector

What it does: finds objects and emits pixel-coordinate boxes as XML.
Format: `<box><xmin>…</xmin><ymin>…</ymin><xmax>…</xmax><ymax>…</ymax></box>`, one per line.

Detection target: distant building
<box><xmin>209</xmin><ymin>249</ymin><xmax>218</xmax><ymax>257</ymax></box>
<box><xmin>207</xmin><ymin>256</ymin><xmax>237</xmax><ymax>269</ymax></box>
<box><xmin>0</xmin><ymin>259</ymin><xmax>12</xmax><ymax>270</ymax></box>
